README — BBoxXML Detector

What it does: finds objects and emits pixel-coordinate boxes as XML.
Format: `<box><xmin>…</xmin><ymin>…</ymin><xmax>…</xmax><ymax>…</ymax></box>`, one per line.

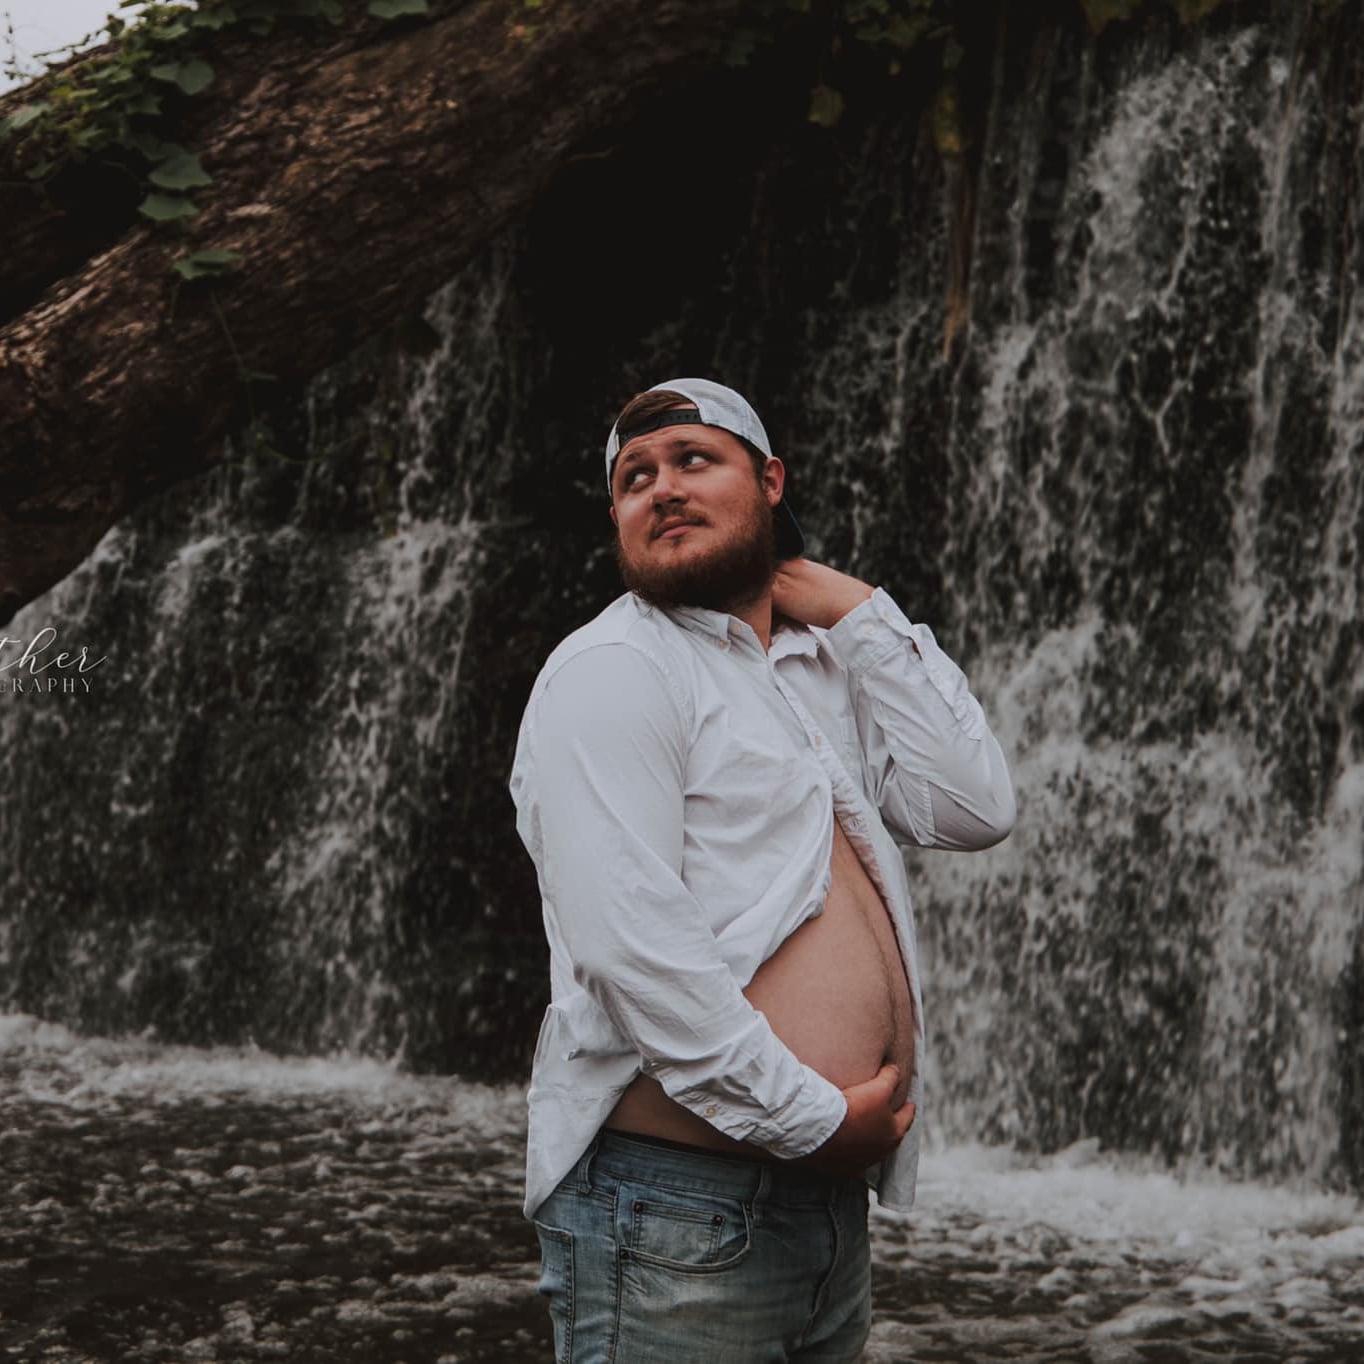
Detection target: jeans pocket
<box><xmin>619</xmin><ymin>1180</ymin><xmax>753</xmax><ymax>1274</ymax></box>
<box><xmin>532</xmin><ymin>1220</ymin><xmax>574</xmax><ymax>1363</ymax></box>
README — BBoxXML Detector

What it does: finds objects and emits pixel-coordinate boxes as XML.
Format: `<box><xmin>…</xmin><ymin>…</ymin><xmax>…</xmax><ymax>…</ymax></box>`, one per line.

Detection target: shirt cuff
<box><xmin>825</xmin><ymin>586</ymin><xmax>918</xmax><ymax>673</ymax></box>
<box><xmin>825</xmin><ymin>586</ymin><xmax>985</xmax><ymax>741</ymax></box>
<box><xmin>674</xmin><ymin>1066</ymin><xmax>848</xmax><ymax>1159</ymax></box>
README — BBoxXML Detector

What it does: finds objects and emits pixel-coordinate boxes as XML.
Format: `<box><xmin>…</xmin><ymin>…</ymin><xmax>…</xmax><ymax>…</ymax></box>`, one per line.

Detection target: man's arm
<box><xmin>773</xmin><ymin>559</ymin><xmax>1016</xmax><ymax>851</ymax></box>
<box><xmin>514</xmin><ymin>642</ymin><xmax>848</xmax><ymax>1158</ymax></box>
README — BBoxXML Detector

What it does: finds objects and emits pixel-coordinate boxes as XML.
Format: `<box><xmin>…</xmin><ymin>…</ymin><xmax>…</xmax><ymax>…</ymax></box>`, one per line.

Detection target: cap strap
<box><xmin>615</xmin><ymin>409</ymin><xmax>705</xmax><ymax>447</ymax></box>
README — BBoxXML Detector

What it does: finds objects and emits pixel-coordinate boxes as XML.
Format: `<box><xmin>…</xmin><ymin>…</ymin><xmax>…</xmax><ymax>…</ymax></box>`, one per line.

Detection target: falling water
<box><xmin>2</xmin><ymin>2</ymin><xmax>1362</xmax><ymax>1356</ymax></box>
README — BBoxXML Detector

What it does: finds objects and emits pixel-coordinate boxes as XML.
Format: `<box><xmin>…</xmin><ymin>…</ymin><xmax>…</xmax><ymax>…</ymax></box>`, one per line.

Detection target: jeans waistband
<box><xmin>584</xmin><ymin>1127</ymin><xmax>864</xmax><ymax>1207</ymax></box>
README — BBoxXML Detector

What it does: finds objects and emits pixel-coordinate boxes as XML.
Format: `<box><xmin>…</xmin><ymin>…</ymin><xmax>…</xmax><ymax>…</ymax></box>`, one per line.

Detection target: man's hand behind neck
<box><xmin>771</xmin><ymin>558</ymin><xmax>875</xmax><ymax>633</ymax></box>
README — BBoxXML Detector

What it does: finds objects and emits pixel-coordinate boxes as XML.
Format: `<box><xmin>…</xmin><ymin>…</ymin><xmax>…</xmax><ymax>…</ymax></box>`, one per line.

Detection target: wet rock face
<box><xmin>2</xmin><ymin>6</ymin><xmax>1362</xmax><ymax>1191</ymax></box>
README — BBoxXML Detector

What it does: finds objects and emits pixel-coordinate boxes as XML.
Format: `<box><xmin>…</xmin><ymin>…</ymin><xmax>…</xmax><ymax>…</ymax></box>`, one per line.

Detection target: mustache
<box><xmin>652</xmin><ymin>515</ymin><xmax>706</xmax><ymax>537</ymax></box>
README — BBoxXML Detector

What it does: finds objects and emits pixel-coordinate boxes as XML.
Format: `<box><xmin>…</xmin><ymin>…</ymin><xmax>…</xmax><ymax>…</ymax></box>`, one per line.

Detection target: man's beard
<box><xmin>613</xmin><ymin>489</ymin><xmax>776</xmax><ymax>614</ymax></box>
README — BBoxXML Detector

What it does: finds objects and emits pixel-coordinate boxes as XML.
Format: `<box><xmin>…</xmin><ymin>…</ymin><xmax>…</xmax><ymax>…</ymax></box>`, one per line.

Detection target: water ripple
<box><xmin>3</xmin><ymin>1017</ymin><xmax>1361</xmax><ymax>1362</ymax></box>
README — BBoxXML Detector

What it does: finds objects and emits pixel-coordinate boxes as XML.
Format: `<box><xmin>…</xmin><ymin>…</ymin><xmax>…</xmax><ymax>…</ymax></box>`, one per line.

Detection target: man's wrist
<box><xmin>824</xmin><ymin>581</ymin><xmax>874</xmax><ymax>628</ymax></box>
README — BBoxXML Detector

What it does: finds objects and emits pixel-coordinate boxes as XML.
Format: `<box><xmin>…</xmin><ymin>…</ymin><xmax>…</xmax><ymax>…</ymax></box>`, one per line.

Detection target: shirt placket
<box><xmin>721</xmin><ymin>627</ymin><xmax>924</xmax><ymax>1078</ymax></box>
<box><xmin>769</xmin><ymin>667</ymin><xmax>925</xmax><ymax>1068</ymax></box>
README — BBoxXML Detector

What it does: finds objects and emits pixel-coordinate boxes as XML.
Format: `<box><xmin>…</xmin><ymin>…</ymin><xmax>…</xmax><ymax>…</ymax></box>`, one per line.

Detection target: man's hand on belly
<box><xmin>786</xmin><ymin>1062</ymin><xmax>915</xmax><ymax>1178</ymax></box>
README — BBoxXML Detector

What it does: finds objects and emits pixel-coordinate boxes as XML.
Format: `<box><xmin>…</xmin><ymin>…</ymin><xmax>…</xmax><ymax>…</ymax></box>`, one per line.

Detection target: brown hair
<box><xmin>612</xmin><ymin>388</ymin><xmax>767</xmax><ymax>484</ymax></box>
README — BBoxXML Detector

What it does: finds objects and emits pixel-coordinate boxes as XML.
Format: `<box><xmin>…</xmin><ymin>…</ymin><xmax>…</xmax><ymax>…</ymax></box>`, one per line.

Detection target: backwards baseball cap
<box><xmin>604</xmin><ymin>377</ymin><xmax>806</xmax><ymax>561</ymax></box>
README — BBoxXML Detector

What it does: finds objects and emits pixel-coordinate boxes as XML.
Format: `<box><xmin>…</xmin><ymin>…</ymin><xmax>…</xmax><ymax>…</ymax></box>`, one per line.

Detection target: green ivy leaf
<box><xmin>149</xmin><ymin>151</ymin><xmax>214</xmax><ymax>190</ymax></box>
<box><xmin>1077</xmin><ymin>0</ymin><xmax>1141</xmax><ymax>32</ymax></box>
<box><xmin>5</xmin><ymin>102</ymin><xmax>52</xmax><ymax>132</ymax></box>
<box><xmin>139</xmin><ymin>192</ymin><xmax>198</xmax><ymax>222</ymax></box>
<box><xmin>807</xmin><ymin>83</ymin><xmax>844</xmax><ymax>128</ymax></box>
<box><xmin>176</xmin><ymin>60</ymin><xmax>216</xmax><ymax>97</ymax></box>
<box><xmin>172</xmin><ymin>247</ymin><xmax>243</xmax><ymax>280</ymax></box>
<box><xmin>129</xmin><ymin>131</ymin><xmax>175</xmax><ymax>161</ymax></box>
<box><xmin>190</xmin><ymin>7</ymin><xmax>238</xmax><ymax>29</ymax></box>
<box><xmin>151</xmin><ymin>140</ymin><xmax>194</xmax><ymax>163</ymax></box>
<box><xmin>369</xmin><ymin>0</ymin><xmax>428</xmax><ymax>16</ymax></box>
<box><xmin>932</xmin><ymin>83</ymin><xmax>963</xmax><ymax>156</ymax></box>
<box><xmin>883</xmin><ymin>13</ymin><xmax>932</xmax><ymax>48</ymax></box>
<box><xmin>148</xmin><ymin>60</ymin><xmax>215</xmax><ymax>96</ymax></box>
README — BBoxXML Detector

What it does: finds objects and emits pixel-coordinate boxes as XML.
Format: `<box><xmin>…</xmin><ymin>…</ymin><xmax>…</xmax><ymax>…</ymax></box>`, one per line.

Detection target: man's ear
<box><xmin>609</xmin><ymin>502</ymin><xmax>618</xmax><ymax>528</ymax></box>
<box><xmin>763</xmin><ymin>456</ymin><xmax>786</xmax><ymax>507</ymax></box>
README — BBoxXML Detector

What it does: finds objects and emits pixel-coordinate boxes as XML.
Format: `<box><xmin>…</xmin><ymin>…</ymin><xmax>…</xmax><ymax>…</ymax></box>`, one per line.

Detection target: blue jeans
<box><xmin>531</xmin><ymin>1128</ymin><xmax>872</xmax><ymax>1362</ymax></box>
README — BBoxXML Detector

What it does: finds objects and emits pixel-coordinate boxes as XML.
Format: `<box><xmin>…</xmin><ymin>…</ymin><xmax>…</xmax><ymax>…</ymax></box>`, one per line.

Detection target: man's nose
<box><xmin>651</xmin><ymin>463</ymin><xmax>687</xmax><ymax>503</ymax></box>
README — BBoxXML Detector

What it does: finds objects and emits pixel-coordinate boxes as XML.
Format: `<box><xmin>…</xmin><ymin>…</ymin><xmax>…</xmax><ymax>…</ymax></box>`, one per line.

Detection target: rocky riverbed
<box><xmin>3</xmin><ymin>1015</ymin><xmax>1361</xmax><ymax>1363</ymax></box>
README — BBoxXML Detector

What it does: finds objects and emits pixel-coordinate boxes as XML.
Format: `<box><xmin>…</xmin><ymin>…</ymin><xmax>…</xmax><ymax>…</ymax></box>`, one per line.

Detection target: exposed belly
<box><xmin>601</xmin><ymin>809</ymin><xmax>915</xmax><ymax>1156</ymax></box>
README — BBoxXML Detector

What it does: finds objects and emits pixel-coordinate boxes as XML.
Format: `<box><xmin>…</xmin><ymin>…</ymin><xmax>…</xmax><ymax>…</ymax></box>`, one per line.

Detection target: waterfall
<box><xmin>922</xmin><ymin>5</ymin><xmax>1364</xmax><ymax>1194</ymax></box>
<box><xmin>2</xmin><ymin>2</ymin><xmax>1359</xmax><ymax>1193</ymax></box>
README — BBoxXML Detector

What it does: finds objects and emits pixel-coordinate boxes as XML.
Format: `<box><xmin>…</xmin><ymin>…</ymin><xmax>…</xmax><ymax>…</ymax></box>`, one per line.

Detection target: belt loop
<box><xmin>755</xmin><ymin>1161</ymin><xmax>771</xmax><ymax>1215</ymax></box>
<box><xmin>577</xmin><ymin>1132</ymin><xmax>601</xmax><ymax>1194</ymax></box>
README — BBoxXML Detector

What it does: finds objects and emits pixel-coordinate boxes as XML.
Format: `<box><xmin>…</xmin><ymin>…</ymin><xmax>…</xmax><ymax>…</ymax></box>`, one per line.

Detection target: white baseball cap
<box><xmin>604</xmin><ymin>377</ymin><xmax>805</xmax><ymax>559</ymax></box>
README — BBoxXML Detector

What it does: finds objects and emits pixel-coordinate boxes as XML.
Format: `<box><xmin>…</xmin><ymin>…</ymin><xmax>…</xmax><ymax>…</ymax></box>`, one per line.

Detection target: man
<box><xmin>509</xmin><ymin>378</ymin><xmax>1015</xmax><ymax>1362</ymax></box>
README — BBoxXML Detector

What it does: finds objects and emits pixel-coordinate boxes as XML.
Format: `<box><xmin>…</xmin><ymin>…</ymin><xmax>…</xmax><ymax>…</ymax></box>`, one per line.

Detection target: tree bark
<box><xmin>0</xmin><ymin>0</ymin><xmax>749</xmax><ymax>626</ymax></box>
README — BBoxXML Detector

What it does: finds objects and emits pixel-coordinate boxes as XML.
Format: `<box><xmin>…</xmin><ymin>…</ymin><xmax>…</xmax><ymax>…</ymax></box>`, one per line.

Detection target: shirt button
<box><xmin>705</xmin><ymin>1105</ymin><xmax>718</xmax><ymax>1116</ymax></box>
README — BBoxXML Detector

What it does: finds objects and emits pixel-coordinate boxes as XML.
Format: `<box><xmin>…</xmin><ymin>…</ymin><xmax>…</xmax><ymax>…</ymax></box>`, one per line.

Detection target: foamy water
<box><xmin>869</xmin><ymin>1144</ymin><xmax>1364</xmax><ymax>1362</ymax></box>
<box><xmin>3</xmin><ymin>1015</ymin><xmax>1360</xmax><ymax>1362</ymax></box>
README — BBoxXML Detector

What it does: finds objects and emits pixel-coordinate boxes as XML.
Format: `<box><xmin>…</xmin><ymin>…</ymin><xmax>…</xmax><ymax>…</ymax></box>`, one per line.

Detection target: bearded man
<box><xmin>509</xmin><ymin>377</ymin><xmax>1015</xmax><ymax>1362</ymax></box>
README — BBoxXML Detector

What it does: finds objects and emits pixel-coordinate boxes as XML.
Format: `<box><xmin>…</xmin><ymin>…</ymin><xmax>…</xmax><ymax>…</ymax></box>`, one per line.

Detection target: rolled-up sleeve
<box><xmin>516</xmin><ymin>642</ymin><xmax>848</xmax><ymax>1157</ymax></box>
<box><xmin>824</xmin><ymin>587</ymin><xmax>1016</xmax><ymax>850</ymax></box>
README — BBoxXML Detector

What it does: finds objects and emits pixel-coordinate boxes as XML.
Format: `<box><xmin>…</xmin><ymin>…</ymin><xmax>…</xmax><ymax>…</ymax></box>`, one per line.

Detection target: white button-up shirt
<box><xmin>510</xmin><ymin>586</ymin><xmax>1015</xmax><ymax>1222</ymax></box>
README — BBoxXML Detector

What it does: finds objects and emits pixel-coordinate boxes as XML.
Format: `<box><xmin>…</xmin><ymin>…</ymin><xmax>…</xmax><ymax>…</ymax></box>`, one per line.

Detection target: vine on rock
<box><xmin>0</xmin><ymin>0</ymin><xmax>433</xmax><ymax>475</ymax></box>
<box><xmin>0</xmin><ymin>0</ymin><xmax>431</xmax><ymax>285</ymax></box>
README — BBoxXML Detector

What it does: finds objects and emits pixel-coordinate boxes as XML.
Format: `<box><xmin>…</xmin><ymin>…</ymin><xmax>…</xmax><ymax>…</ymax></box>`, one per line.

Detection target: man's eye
<box><xmin>622</xmin><ymin>452</ymin><xmax>706</xmax><ymax>490</ymax></box>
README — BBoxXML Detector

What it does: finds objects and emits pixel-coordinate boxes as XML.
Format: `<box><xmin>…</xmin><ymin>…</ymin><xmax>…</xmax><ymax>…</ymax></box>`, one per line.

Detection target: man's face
<box><xmin>609</xmin><ymin>412</ymin><xmax>784</xmax><ymax>613</ymax></box>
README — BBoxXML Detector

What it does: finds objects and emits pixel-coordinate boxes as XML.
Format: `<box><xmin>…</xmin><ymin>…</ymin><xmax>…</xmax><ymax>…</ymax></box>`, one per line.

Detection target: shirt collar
<box><xmin>769</xmin><ymin>620</ymin><xmax>820</xmax><ymax>660</ymax></box>
<box><xmin>659</xmin><ymin>602</ymin><xmax>731</xmax><ymax>643</ymax></box>
<box><xmin>642</xmin><ymin>597</ymin><xmax>822</xmax><ymax>661</ymax></box>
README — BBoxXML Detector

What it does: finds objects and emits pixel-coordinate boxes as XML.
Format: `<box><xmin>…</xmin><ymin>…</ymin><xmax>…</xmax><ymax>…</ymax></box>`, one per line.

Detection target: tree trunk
<box><xmin>0</xmin><ymin>0</ymin><xmax>748</xmax><ymax>626</ymax></box>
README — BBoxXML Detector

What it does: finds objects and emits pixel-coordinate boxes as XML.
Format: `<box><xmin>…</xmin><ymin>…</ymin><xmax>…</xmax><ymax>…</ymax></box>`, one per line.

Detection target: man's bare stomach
<box><xmin>601</xmin><ymin>810</ymin><xmax>915</xmax><ymax>1158</ymax></box>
